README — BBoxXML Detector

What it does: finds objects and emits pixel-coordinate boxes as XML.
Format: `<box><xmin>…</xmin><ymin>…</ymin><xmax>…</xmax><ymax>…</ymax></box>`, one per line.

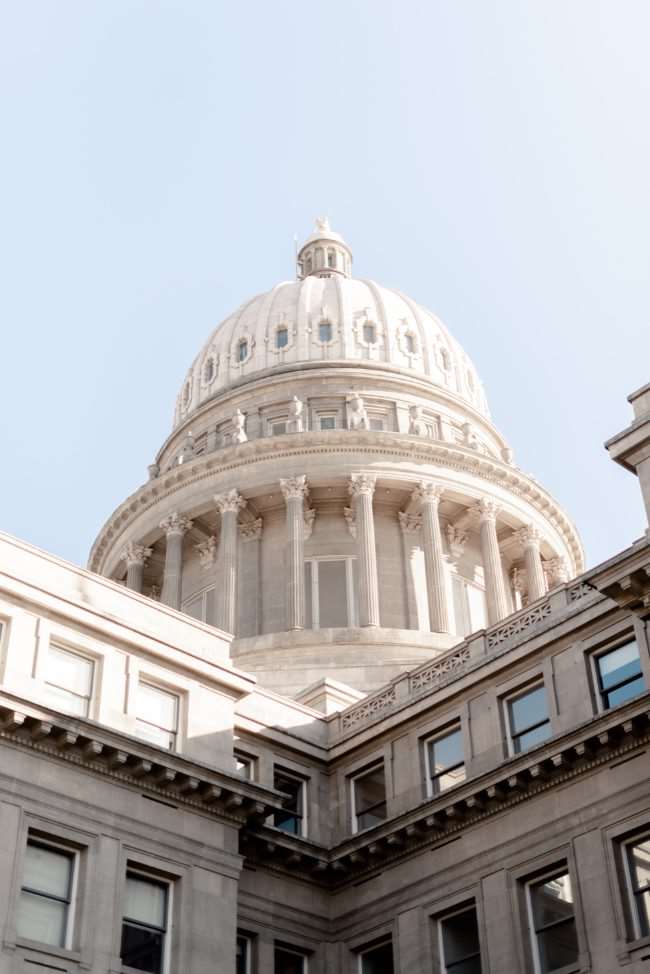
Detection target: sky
<box><xmin>0</xmin><ymin>0</ymin><xmax>649</xmax><ymax>570</ymax></box>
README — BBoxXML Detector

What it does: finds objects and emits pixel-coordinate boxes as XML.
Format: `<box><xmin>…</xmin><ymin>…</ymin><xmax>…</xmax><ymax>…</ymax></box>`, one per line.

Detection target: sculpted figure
<box><xmin>348</xmin><ymin>392</ymin><xmax>369</xmax><ymax>431</ymax></box>
<box><xmin>231</xmin><ymin>409</ymin><xmax>248</xmax><ymax>444</ymax></box>
<box><xmin>408</xmin><ymin>405</ymin><xmax>426</xmax><ymax>436</ymax></box>
<box><xmin>287</xmin><ymin>395</ymin><xmax>304</xmax><ymax>434</ymax></box>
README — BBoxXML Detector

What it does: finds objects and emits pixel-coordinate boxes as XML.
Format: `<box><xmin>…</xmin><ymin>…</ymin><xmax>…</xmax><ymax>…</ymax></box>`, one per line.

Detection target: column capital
<box><xmin>280</xmin><ymin>475</ymin><xmax>309</xmax><ymax>502</ymax></box>
<box><xmin>349</xmin><ymin>473</ymin><xmax>377</xmax><ymax>498</ymax></box>
<box><xmin>515</xmin><ymin>524</ymin><xmax>542</xmax><ymax>549</ymax></box>
<box><xmin>120</xmin><ymin>542</ymin><xmax>152</xmax><ymax>567</ymax></box>
<box><xmin>159</xmin><ymin>512</ymin><xmax>193</xmax><ymax>537</ymax></box>
<box><xmin>545</xmin><ymin>556</ymin><xmax>569</xmax><ymax>587</ymax></box>
<box><xmin>412</xmin><ymin>482</ymin><xmax>444</xmax><ymax>507</ymax></box>
<box><xmin>240</xmin><ymin>518</ymin><xmax>263</xmax><ymax>542</ymax></box>
<box><xmin>214</xmin><ymin>489</ymin><xmax>247</xmax><ymax>514</ymax></box>
<box><xmin>447</xmin><ymin>525</ymin><xmax>468</xmax><ymax>561</ymax></box>
<box><xmin>398</xmin><ymin>512</ymin><xmax>422</xmax><ymax>535</ymax></box>
<box><xmin>471</xmin><ymin>498</ymin><xmax>502</xmax><ymax>524</ymax></box>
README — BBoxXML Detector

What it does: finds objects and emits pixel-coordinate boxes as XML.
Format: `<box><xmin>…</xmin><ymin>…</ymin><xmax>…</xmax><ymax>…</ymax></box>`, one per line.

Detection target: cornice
<box><xmin>89</xmin><ymin>432</ymin><xmax>583</xmax><ymax>575</ymax></box>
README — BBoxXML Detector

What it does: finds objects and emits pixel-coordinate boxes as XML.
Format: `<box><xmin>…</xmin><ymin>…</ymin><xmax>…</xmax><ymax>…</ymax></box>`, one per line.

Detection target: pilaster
<box><xmin>349</xmin><ymin>474</ymin><xmax>380</xmax><ymax>627</ymax></box>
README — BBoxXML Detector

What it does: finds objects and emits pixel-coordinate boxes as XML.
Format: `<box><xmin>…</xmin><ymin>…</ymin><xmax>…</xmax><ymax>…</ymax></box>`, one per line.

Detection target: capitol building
<box><xmin>0</xmin><ymin>220</ymin><xmax>649</xmax><ymax>974</ymax></box>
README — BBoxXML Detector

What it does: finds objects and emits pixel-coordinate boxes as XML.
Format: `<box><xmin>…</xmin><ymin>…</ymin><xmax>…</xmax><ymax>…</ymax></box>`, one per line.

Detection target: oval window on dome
<box><xmin>203</xmin><ymin>357</ymin><xmax>216</xmax><ymax>384</ymax></box>
<box><xmin>405</xmin><ymin>333</ymin><xmax>416</xmax><ymax>355</ymax></box>
<box><xmin>363</xmin><ymin>323</ymin><xmax>377</xmax><ymax>344</ymax></box>
<box><xmin>238</xmin><ymin>339</ymin><xmax>248</xmax><ymax>363</ymax></box>
<box><xmin>319</xmin><ymin>321</ymin><xmax>333</xmax><ymax>343</ymax></box>
<box><xmin>276</xmin><ymin>327</ymin><xmax>288</xmax><ymax>349</ymax></box>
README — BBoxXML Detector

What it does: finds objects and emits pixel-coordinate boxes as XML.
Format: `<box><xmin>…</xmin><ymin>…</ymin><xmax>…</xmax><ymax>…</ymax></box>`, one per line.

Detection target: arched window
<box><xmin>305</xmin><ymin>255</ymin><xmax>313</xmax><ymax>275</ymax></box>
<box><xmin>319</xmin><ymin>321</ymin><xmax>333</xmax><ymax>343</ymax></box>
<box><xmin>238</xmin><ymin>339</ymin><xmax>248</xmax><ymax>363</ymax></box>
<box><xmin>203</xmin><ymin>357</ymin><xmax>215</xmax><ymax>383</ymax></box>
<box><xmin>405</xmin><ymin>333</ymin><xmax>416</xmax><ymax>354</ymax></box>
<box><xmin>363</xmin><ymin>323</ymin><xmax>377</xmax><ymax>344</ymax></box>
<box><xmin>276</xmin><ymin>327</ymin><xmax>288</xmax><ymax>349</ymax></box>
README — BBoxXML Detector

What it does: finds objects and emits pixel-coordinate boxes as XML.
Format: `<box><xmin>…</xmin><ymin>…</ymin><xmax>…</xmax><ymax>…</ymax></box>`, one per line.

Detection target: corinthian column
<box><xmin>120</xmin><ymin>542</ymin><xmax>152</xmax><ymax>594</ymax></box>
<box><xmin>473</xmin><ymin>499</ymin><xmax>508</xmax><ymax>625</ymax></box>
<box><xmin>214</xmin><ymin>489</ymin><xmax>247</xmax><ymax>633</ymax></box>
<box><xmin>349</xmin><ymin>474</ymin><xmax>380</xmax><ymax>628</ymax></box>
<box><xmin>159</xmin><ymin>512</ymin><xmax>193</xmax><ymax>610</ymax></box>
<box><xmin>412</xmin><ymin>482</ymin><xmax>450</xmax><ymax>633</ymax></box>
<box><xmin>516</xmin><ymin>525</ymin><xmax>547</xmax><ymax>603</ymax></box>
<box><xmin>280</xmin><ymin>476</ymin><xmax>309</xmax><ymax>630</ymax></box>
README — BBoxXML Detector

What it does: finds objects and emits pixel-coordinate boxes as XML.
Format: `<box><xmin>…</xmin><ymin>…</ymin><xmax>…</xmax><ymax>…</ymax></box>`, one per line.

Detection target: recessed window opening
<box><xmin>235</xmin><ymin>752</ymin><xmax>254</xmax><ymax>780</ymax></box>
<box><xmin>272</xmin><ymin>769</ymin><xmax>306</xmax><ymax>836</ymax></box>
<box><xmin>182</xmin><ymin>587</ymin><xmax>216</xmax><ymax>626</ymax></box>
<box><xmin>351</xmin><ymin>762</ymin><xmax>387</xmax><ymax>832</ymax></box>
<box><xmin>16</xmin><ymin>838</ymin><xmax>76</xmax><ymax>949</ymax></box>
<box><xmin>271</xmin><ymin>421</ymin><xmax>287</xmax><ymax>436</ymax></box>
<box><xmin>276</xmin><ymin>327</ymin><xmax>289</xmax><ymax>349</ymax></box>
<box><xmin>425</xmin><ymin>726</ymin><xmax>465</xmax><ymax>796</ymax></box>
<box><xmin>625</xmin><ymin>834</ymin><xmax>650</xmax><ymax>938</ymax></box>
<box><xmin>45</xmin><ymin>644</ymin><xmax>94</xmax><ymax>718</ymax></box>
<box><xmin>275</xmin><ymin>945</ymin><xmax>307</xmax><ymax>974</ymax></box>
<box><xmin>319</xmin><ymin>416</ymin><xmax>336</xmax><ymax>431</ymax></box>
<box><xmin>182</xmin><ymin>381</ymin><xmax>190</xmax><ymax>406</ymax></box>
<box><xmin>319</xmin><ymin>321</ymin><xmax>333</xmax><ymax>343</ymax></box>
<box><xmin>369</xmin><ymin>417</ymin><xmax>385</xmax><ymax>432</ymax></box>
<box><xmin>304</xmin><ymin>557</ymin><xmax>358</xmax><ymax>629</ymax></box>
<box><xmin>203</xmin><ymin>357</ymin><xmax>215</xmax><ymax>383</ymax></box>
<box><xmin>327</xmin><ymin>250</ymin><xmax>336</xmax><ymax>268</ymax></box>
<box><xmin>452</xmin><ymin>577</ymin><xmax>487</xmax><ymax>638</ymax></box>
<box><xmin>121</xmin><ymin>870</ymin><xmax>169</xmax><ymax>974</ymax></box>
<box><xmin>440</xmin><ymin>348</ymin><xmax>451</xmax><ymax>371</ymax></box>
<box><xmin>526</xmin><ymin>870</ymin><xmax>579</xmax><ymax>973</ymax></box>
<box><xmin>238</xmin><ymin>339</ymin><xmax>248</xmax><ymax>362</ymax></box>
<box><xmin>135</xmin><ymin>682</ymin><xmax>179</xmax><ymax>751</ymax></box>
<box><xmin>405</xmin><ymin>333</ymin><xmax>416</xmax><ymax>354</ymax></box>
<box><xmin>362</xmin><ymin>323</ymin><xmax>377</xmax><ymax>344</ymax></box>
<box><xmin>594</xmin><ymin>640</ymin><xmax>644</xmax><ymax>711</ymax></box>
<box><xmin>358</xmin><ymin>939</ymin><xmax>394</xmax><ymax>974</ymax></box>
<box><xmin>505</xmin><ymin>683</ymin><xmax>551</xmax><ymax>754</ymax></box>
<box><xmin>439</xmin><ymin>904</ymin><xmax>482</xmax><ymax>973</ymax></box>
<box><xmin>237</xmin><ymin>934</ymin><xmax>252</xmax><ymax>974</ymax></box>
<box><xmin>305</xmin><ymin>256</ymin><xmax>313</xmax><ymax>275</ymax></box>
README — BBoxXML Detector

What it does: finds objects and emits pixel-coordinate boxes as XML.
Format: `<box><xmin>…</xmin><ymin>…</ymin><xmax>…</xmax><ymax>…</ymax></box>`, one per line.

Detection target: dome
<box><xmin>173</xmin><ymin>222</ymin><xmax>489</xmax><ymax>429</ymax></box>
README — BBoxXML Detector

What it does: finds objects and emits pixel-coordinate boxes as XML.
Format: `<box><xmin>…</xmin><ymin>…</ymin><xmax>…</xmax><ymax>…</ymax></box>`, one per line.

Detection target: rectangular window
<box><xmin>304</xmin><ymin>557</ymin><xmax>358</xmax><ymax>629</ymax></box>
<box><xmin>276</xmin><ymin>328</ymin><xmax>289</xmax><ymax>348</ymax></box>
<box><xmin>45</xmin><ymin>644</ymin><xmax>94</xmax><ymax>717</ymax></box>
<box><xmin>235</xmin><ymin>752</ymin><xmax>253</xmax><ymax>780</ymax></box>
<box><xmin>625</xmin><ymin>835</ymin><xmax>650</xmax><ymax>938</ymax></box>
<box><xmin>594</xmin><ymin>640</ymin><xmax>644</xmax><ymax>711</ymax></box>
<box><xmin>369</xmin><ymin>417</ymin><xmax>385</xmax><ymax>431</ymax></box>
<box><xmin>275</xmin><ymin>945</ymin><xmax>307</xmax><ymax>974</ymax></box>
<box><xmin>452</xmin><ymin>577</ymin><xmax>486</xmax><ymax>638</ymax></box>
<box><xmin>363</xmin><ymin>323</ymin><xmax>376</xmax><ymax>344</ymax></box>
<box><xmin>319</xmin><ymin>321</ymin><xmax>332</xmax><ymax>343</ymax></box>
<box><xmin>271</xmin><ymin>421</ymin><xmax>287</xmax><ymax>436</ymax></box>
<box><xmin>16</xmin><ymin>839</ymin><xmax>75</xmax><ymax>949</ymax></box>
<box><xmin>425</xmin><ymin>726</ymin><xmax>465</xmax><ymax>796</ymax></box>
<box><xmin>527</xmin><ymin>870</ymin><xmax>579</xmax><ymax>973</ymax></box>
<box><xmin>359</xmin><ymin>940</ymin><xmax>394</xmax><ymax>973</ymax></box>
<box><xmin>121</xmin><ymin>870</ymin><xmax>169</xmax><ymax>973</ymax></box>
<box><xmin>505</xmin><ymin>684</ymin><xmax>551</xmax><ymax>754</ymax></box>
<box><xmin>135</xmin><ymin>682</ymin><xmax>179</xmax><ymax>750</ymax></box>
<box><xmin>351</xmin><ymin>763</ymin><xmax>387</xmax><ymax>832</ymax></box>
<box><xmin>319</xmin><ymin>415</ymin><xmax>336</xmax><ymax>430</ymax></box>
<box><xmin>439</xmin><ymin>905</ymin><xmax>482</xmax><ymax>973</ymax></box>
<box><xmin>237</xmin><ymin>934</ymin><xmax>252</xmax><ymax>974</ymax></box>
<box><xmin>182</xmin><ymin>587</ymin><xmax>216</xmax><ymax>625</ymax></box>
<box><xmin>273</xmin><ymin>769</ymin><xmax>306</xmax><ymax>836</ymax></box>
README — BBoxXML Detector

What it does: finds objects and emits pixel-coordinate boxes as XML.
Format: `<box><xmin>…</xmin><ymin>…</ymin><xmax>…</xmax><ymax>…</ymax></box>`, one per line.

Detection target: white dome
<box><xmin>174</xmin><ymin>237</ymin><xmax>489</xmax><ymax>429</ymax></box>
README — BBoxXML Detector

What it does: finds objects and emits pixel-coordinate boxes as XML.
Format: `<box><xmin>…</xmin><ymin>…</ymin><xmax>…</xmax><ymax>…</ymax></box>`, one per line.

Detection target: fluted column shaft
<box><xmin>518</xmin><ymin>525</ymin><xmax>547</xmax><ymax>603</ymax></box>
<box><xmin>414</xmin><ymin>483</ymin><xmax>450</xmax><ymax>633</ymax></box>
<box><xmin>121</xmin><ymin>542</ymin><xmax>152</xmax><ymax>594</ymax></box>
<box><xmin>159</xmin><ymin>513</ymin><xmax>193</xmax><ymax>610</ymax></box>
<box><xmin>475</xmin><ymin>500</ymin><xmax>508</xmax><ymax>625</ymax></box>
<box><xmin>350</xmin><ymin>474</ymin><xmax>380</xmax><ymax>628</ymax></box>
<box><xmin>280</xmin><ymin>477</ymin><xmax>308</xmax><ymax>630</ymax></box>
<box><xmin>215</xmin><ymin>489</ymin><xmax>246</xmax><ymax>633</ymax></box>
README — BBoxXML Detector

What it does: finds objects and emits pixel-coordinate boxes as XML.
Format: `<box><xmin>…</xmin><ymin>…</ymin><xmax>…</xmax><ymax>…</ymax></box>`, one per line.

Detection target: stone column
<box><xmin>280</xmin><ymin>476</ymin><xmax>309</xmax><ymax>631</ymax></box>
<box><xmin>214</xmin><ymin>490</ymin><xmax>247</xmax><ymax>634</ymax></box>
<box><xmin>516</xmin><ymin>524</ymin><xmax>547</xmax><ymax>603</ymax></box>
<box><xmin>473</xmin><ymin>499</ymin><xmax>508</xmax><ymax>625</ymax></box>
<box><xmin>413</xmin><ymin>482</ymin><xmax>450</xmax><ymax>633</ymax></box>
<box><xmin>159</xmin><ymin>512</ymin><xmax>193</xmax><ymax>610</ymax></box>
<box><xmin>349</xmin><ymin>474</ymin><xmax>380</xmax><ymax>628</ymax></box>
<box><xmin>120</xmin><ymin>542</ymin><xmax>152</xmax><ymax>594</ymax></box>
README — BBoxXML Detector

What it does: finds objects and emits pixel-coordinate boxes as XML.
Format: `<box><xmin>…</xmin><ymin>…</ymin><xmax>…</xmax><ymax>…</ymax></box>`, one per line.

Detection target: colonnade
<box><xmin>120</xmin><ymin>478</ymin><xmax>551</xmax><ymax>635</ymax></box>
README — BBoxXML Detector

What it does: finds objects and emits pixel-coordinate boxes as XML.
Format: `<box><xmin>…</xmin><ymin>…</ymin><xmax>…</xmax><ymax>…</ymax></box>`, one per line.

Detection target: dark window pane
<box><xmin>598</xmin><ymin>642</ymin><xmax>641</xmax><ymax>691</ymax></box>
<box><xmin>603</xmin><ymin>675</ymin><xmax>645</xmax><ymax>709</ymax></box>
<box><xmin>121</xmin><ymin>922</ymin><xmax>164</xmax><ymax>973</ymax></box>
<box><xmin>531</xmin><ymin>873</ymin><xmax>574</xmax><ymax>928</ymax></box>
<box><xmin>273</xmin><ymin>772</ymin><xmax>303</xmax><ymax>834</ymax></box>
<box><xmin>441</xmin><ymin>908</ymin><xmax>480</xmax><ymax>964</ymax></box>
<box><xmin>446</xmin><ymin>960</ymin><xmax>482</xmax><ymax>974</ymax></box>
<box><xmin>513</xmin><ymin>722</ymin><xmax>552</xmax><ymax>753</ymax></box>
<box><xmin>636</xmin><ymin>889</ymin><xmax>650</xmax><ymax>937</ymax></box>
<box><xmin>236</xmin><ymin>936</ymin><xmax>249</xmax><ymax>974</ymax></box>
<box><xmin>361</xmin><ymin>942</ymin><xmax>394</xmax><ymax>974</ymax></box>
<box><xmin>536</xmin><ymin>921</ymin><xmax>579</xmax><ymax>972</ymax></box>
<box><xmin>509</xmin><ymin>686</ymin><xmax>548</xmax><ymax>734</ymax></box>
<box><xmin>429</xmin><ymin>729</ymin><xmax>463</xmax><ymax>774</ymax></box>
<box><xmin>275</xmin><ymin>947</ymin><xmax>305</xmax><ymax>974</ymax></box>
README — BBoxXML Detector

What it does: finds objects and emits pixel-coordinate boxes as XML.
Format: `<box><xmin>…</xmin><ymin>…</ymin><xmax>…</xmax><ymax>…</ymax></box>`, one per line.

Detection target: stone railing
<box><xmin>335</xmin><ymin>576</ymin><xmax>598</xmax><ymax>738</ymax></box>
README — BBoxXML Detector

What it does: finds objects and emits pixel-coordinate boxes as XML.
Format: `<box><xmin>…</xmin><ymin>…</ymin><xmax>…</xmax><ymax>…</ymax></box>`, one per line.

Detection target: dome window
<box><xmin>405</xmin><ymin>333</ymin><xmax>417</xmax><ymax>355</ymax></box>
<box><xmin>203</xmin><ymin>357</ymin><xmax>216</xmax><ymax>384</ymax></box>
<box><xmin>276</xmin><ymin>327</ymin><xmax>289</xmax><ymax>349</ymax></box>
<box><xmin>441</xmin><ymin>348</ymin><xmax>451</xmax><ymax>371</ymax></box>
<box><xmin>319</xmin><ymin>321</ymin><xmax>333</xmax><ymax>343</ymax></box>
<box><xmin>327</xmin><ymin>249</ymin><xmax>336</xmax><ymax>269</ymax></box>
<box><xmin>363</xmin><ymin>323</ymin><xmax>377</xmax><ymax>345</ymax></box>
<box><xmin>238</xmin><ymin>339</ymin><xmax>248</xmax><ymax>363</ymax></box>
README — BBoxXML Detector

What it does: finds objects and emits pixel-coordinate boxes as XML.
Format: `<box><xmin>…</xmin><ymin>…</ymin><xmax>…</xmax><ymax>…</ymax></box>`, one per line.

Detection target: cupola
<box><xmin>296</xmin><ymin>217</ymin><xmax>353</xmax><ymax>279</ymax></box>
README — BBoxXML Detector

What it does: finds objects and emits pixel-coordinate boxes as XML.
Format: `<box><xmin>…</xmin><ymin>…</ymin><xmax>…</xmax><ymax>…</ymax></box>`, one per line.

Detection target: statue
<box><xmin>408</xmin><ymin>405</ymin><xmax>426</xmax><ymax>436</ymax></box>
<box><xmin>348</xmin><ymin>393</ymin><xmax>369</xmax><ymax>431</ymax></box>
<box><xmin>231</xmin><ymin>409</ymin><xmax>247</xmax><ymax>444</ymax></box>
<box><xmin>287</xmin><ymin>396</ymin><xmax>304</xmax><ymax>434</ymax></box>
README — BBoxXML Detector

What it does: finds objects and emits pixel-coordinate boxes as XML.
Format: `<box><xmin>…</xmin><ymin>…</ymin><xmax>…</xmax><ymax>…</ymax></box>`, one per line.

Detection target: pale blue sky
<box><xmin>1</xmin><ymin>1</ymin><xmax>648</xmax><ymax>569</ymax></box>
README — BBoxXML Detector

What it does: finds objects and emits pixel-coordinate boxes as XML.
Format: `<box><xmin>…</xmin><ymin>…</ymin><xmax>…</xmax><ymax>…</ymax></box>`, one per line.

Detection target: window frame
<box><xmin>234</xmin><ymin>750</ymin><xmax>256</xmax><ymax>781</ymax></box>
<box><xmin>237</xmin><ymin>932</ymin><xmax>254</xmax><ymax>974</ymax></box>
<box><xmin>317</xmin><ymin>320</ymin><xmax>333</xmax><ymax>344</ymax></box>
<box><xmin>357</xmin><ymin>937</ymin><xmax>394</xmax><ymax>973</ymax></box>
<box><xmin>181</xmin><ymin>584</ymin><xmax>216</xmax><ymax>625</ymax></box>
<box><xmin>120</xmin><ymin>867</ymin><xmax>172</xmax><ymax>974</ymax></box>
<box><xmin>525</xmin><ymin>866</ymin><xmax>579</xmax><ymax>974</ymax></box>
<box><xmin>134</xmin><ymin>679</ymin><xmax>181</xmax><ymax>752</ymax></box>
<box><xmin>623</xmin><ymin>831</ymin><xmax>650</xmax><ymax>941</ymax></box>
<box><xmin>275</xmin><ymin>326</ymin><xmax>289</xmax><ymax>350</ymax></box>
<box><xmin>16</xmin><ymin>835</ymin><xmax>79</xmax><ymax>952</ymax></box>
<box><xmin>272</xmin><ymin>767</ymin><xmax>308</xmax><ymax>837</ymax></box>
<box><xmin>437</xmin><ymin>902</ymin><xmax>483</xmax><ymax>974</ymax></box>
<box><xmin>350</xmin><ymin>761</ymin><xmax>387</xmax><ymax>834</ymax></box>
<box><xmin>503</xmin><ymin>681</ymin><xmax>551</xmax><ymax>756</ymax></box>
<box><xmin>424</xmin><ymin>724</ymin><xmax>466</xmax><ymax>798</ymax></box>
<box><xmin>319</xmin><ymin>414</ymin><xmax>337</xmax><ymax>431</ymax></box>
<box><xmin>590</xmin><ymin>638</ymin><xmax>644</xmax><ymax>713</ymax></box>
<box><xmin>274</xmin><ymin>942</ymin><xmax>308</xmax><ymax>973</ymax></box>
<box><xmin>304</xmin><ymin>555</ymin><xmax>358</xmax><ymax>629</ymax></box>
<box><xmin>44</xmin><ymin>642</ymin><xmax>96</xmax><ymax>719</ymax></box>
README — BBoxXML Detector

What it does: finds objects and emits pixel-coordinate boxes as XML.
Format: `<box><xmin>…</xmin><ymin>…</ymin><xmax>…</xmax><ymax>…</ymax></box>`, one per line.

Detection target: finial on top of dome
<box><xmin>296</xmin><ymin>218</ymin><xmax>353</xmax><ymax>280</ymax></box>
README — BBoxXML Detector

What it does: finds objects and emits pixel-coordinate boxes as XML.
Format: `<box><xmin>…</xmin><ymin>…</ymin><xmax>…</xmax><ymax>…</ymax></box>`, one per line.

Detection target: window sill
<box><xmin>15</xmin><ymin>938</ymin><xmax>82</xmax><ymax>963</ymax></box>
<box><xmin>619</xmin><ymin>933</ymin><xmax>650</xmax><ymax>962</ymax></box>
